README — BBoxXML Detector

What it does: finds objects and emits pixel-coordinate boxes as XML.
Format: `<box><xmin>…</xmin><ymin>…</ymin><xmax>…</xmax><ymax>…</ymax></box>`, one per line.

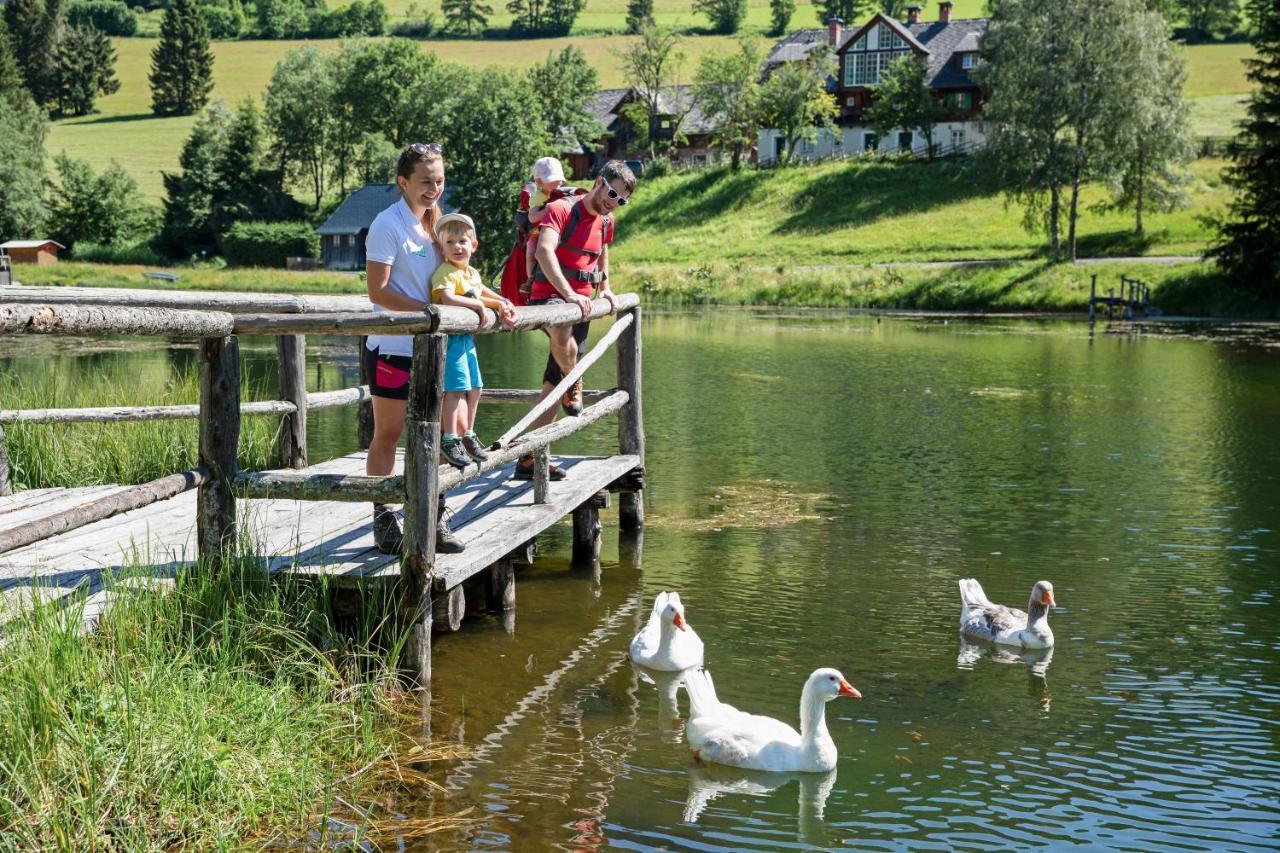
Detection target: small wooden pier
<box><xmin>0</xmin><ymin>286</ymin><xmax>646</xmax><ymax>683</ymax></box>
<box><xmin>1088</xmin><ymin>273</ymin><xmax>1153</xmax><ymax>321</ymax></box>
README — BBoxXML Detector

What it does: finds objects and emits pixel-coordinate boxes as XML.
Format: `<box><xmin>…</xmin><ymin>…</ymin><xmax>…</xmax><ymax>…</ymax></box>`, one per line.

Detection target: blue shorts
<box><xmin>445</xmin><ymin>334</ymin><xmax>483</xmax><ymax>392</ymax></box>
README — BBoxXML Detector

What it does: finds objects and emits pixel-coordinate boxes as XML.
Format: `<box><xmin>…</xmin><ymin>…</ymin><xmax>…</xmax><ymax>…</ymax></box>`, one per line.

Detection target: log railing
<box><xmin>0</xmin><ymin>288</ymin><xmax>645</xmax><ymax>684</ymax></box>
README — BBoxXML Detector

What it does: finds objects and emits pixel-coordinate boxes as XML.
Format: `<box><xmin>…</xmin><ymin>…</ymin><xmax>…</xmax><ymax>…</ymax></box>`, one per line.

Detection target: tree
<box><xmin>694</xmin><ymin>36</ymin><xmax>763</xmax><ymax>169</ymax></box>
<box><xmin>0</xmin><ymin>94</ymin><xmax>47</xmax><ymax>239</ymax></box>
<box><xmin>352</xmin><ymin>131</ymin><xmax>398</xmax><ymax>184</ymax></box>
<box><xmin>265</xmin><ymin>46</ymin><xmax>336</xmax><ymax>208</ymax></box>
<box><xmin>626</xmin><ymin>0</ymin><xmax>653</xmax><ymax>34</ymax></box>
<box><xmin>1100</xmin><ymin>18</ymin><xmax>1194</xmax><ymax>235</ymax></box>
<box><xmin>149</xmin><ymin>0</ymin><xmax>213</xmax><ymax>116</ymax></box>
<box><xmin>254</xmin><ymin>0</ymin><xmax>308</xmax><ymax>37</ymax></box>
<box><xmin>46</xmin><ymin>153</ymin><xmax>151</xmax><ymax>248</ymax></box>
<box><xmin>618</xmin><ymin>27</ymin><xmax>685</xmax><ymax>158</ymax></box>
<box><xmin>507</xmin><ymin>0</ymin><xmax>581</xmax><ymax>34</ymax></box>
<box><xmin>441</xmin><ymin>0</ymin><xmax>491</xmax><ymax>34</ymax></box>
<box><xmin>694</xmin><ymin>0</ymin><xmax>746</xmax><ymax>34</ymax></box>
<box><xmin>51</xmin><ymin>25</ymin><xmax>119</xmax><ymax>116</ymax></box>
<box><xmin>214</xmin><ymin>99</ymin><xmax>269</xmax><ymax>233</ymax></box>
<box><xmin>527</xmin><ymin>46</ymin><xmax>602</xmax><ymax>156</ymax></box>
<box><xmin>158</xmin><ymin>102</ymin><xmax>230</xmax><ymax>254</ymax></box>
<box><xmin>0</xmin><ymin>21</ymin><xmax>28</xmax><ymax>105</ymax></box>
<box><xmin>879</xmin><ymin>0</ymin><xmax>911</xmax><ymax>17</ymax></box>
<box><xmin>1206</xmin><ymin>0</ymin><xmax>1280</xmax><ymax>297</ymax></box>
<box><xmin>4</xmin><ymin>0</ymin><xmax>61</xmax><ymax>105</ymax></box>
<box><xmin>443</xmin><ymin>68</ymin><xmax>549</xmax><ymax>274</ymax></box>
<box><xmin>865</xmin><ymin>53</ymin><xmax>941</xmax><ymax>158</ymax></box>
<box><xmin>815</xmin><ymin>0</ymin><xmax>868</xmax><ymax>26</ymax></box>
<box><xmin>1178</xmin><ymin>0</ymin><xmax>1239</xmax><ymax>41</ymax></box>
<box><xmin>769</xmin><ymin>0</ymin><xmax>794</xmax><ymax>36</ymax></box>
<box><xmin>757</xmin><ymin>47</ymin><xmax>838</xmax><ymax>164</ymax></box>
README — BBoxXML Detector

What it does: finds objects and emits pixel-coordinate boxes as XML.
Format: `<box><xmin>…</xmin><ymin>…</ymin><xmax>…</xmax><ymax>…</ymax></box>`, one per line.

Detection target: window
<box><xmin>897</xmin><ymin>131</ymin><xmax>913</xmax><ymax>151</ymax></box>
<box><xmin>801</xmin><ymin>138</ymin><xmax>815</xmax><ymax>154</ymax></box>
<box><xmin>945</xmin><ymin>91</ymin><xmax>973</xmax><ymax>111</ymax></box>
<box><xmin>865</xmin><ymin>132</ymin><xmax>878</xmax><ymax>151</ymax></box>
<box><xmin>843</xmin><ymin>50</ymin><xmax>910</xmax><ymax>86</ymax></box>
<box><xmin>961</xmin><ymin>52</ymin><xmax>976</xmax><ymax>70</ymax></box>
<box><xmin>951</xmin><ymin>127</ymin><xmax>966</xmax><ymax>150</ymax></box>
<box><xmin>340</xmin><ymin>234</ymin><xmax>349</xmax><ymax>248</ymax></box>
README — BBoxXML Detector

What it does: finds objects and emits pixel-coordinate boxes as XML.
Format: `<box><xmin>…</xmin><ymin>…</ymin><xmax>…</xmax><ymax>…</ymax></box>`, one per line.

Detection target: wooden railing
<box><xmin>0</xmin><ymin>290</ymin><xmax>645</xmax><ymax>682</ymax></box>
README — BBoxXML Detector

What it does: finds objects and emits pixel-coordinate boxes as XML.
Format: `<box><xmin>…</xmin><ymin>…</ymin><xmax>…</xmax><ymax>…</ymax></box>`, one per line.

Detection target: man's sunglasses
<box><xmin>409</xmin><ymin>142</ymin><xmax>442</xmax><ymax>155</ymax></box>
<box><xmin>605</xmin><ymin>186</ymin><xmax>630</xmax><ymax>206</ymax></box>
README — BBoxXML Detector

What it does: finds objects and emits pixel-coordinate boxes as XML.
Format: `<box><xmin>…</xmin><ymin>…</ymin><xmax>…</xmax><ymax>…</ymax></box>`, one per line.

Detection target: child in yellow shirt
<box><xmin>431</xmin><ymin>212</ymin><xmax>517</xmax><ymax>467</ymax></box>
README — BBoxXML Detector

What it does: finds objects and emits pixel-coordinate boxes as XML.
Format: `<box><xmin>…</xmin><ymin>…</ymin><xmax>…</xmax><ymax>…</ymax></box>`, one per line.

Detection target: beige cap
<box><xmin>533</xmin><ymin>156</ymin><xmax>565</xmax><ymax>183</ymax></box>
<box><xmin>435</xmin><ymin>212</ymin><xmax>476</xmax><ymax>233</ymax></box>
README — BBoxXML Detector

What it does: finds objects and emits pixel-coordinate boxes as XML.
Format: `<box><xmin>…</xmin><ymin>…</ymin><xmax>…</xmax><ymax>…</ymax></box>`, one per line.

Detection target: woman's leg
<box><xmin>367</xmin><ymin>396</ymin><xmax>406</xmax><ymax>476</ymax></box>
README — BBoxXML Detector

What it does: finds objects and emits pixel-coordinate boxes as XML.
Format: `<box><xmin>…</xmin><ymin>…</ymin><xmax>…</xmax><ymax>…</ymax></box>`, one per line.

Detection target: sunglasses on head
<box><xmin>604</xmin><ymin>186</ymin><xmax>630</xmax><ymax>205</ymax></box>
<box><xmin>409</xmin><ymin>142</ymin><xmax>442</xmax><ymax>155</ymax></box>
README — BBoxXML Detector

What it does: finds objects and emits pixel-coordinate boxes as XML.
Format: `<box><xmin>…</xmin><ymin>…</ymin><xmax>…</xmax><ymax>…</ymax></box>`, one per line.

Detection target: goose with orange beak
<box><xmin>630</xmin><ymin>592</ymin><xmax>705</xmax><ymax>671</ymax></box>
<box><xmin>959</xmin><ymin>578</ymin><xmax>1056</xmax><ymax>649</ymax></box>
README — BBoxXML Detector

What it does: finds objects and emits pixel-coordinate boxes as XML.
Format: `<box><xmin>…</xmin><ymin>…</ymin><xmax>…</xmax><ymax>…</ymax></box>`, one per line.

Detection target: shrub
<box><xmin>310</xmin><ymin>0</ymin><xmax>387</xmax><ymax>36</ymax></box>
<box><xmin>70</xmin><ymin>241</ymin><xmax>167</xmax><ymax>265</ymax></box>
<box><xmin>201</xmin><ymin>0</ymin><xmax>246</xmax><ymax>38</ymax></box>
<box><xmin>390</xmin><ymin>10</ymin><xmax>435</xmax><ymax>36</ymax></box>
<box><xmin>67</xmin><ymin>0</ymin><xmax>139</xmax><ymax>35</ymax></box>
<box><xmin>221</xmin><ymin>220</ymin><xmax>318</xmax><ymax>267</ymax></box>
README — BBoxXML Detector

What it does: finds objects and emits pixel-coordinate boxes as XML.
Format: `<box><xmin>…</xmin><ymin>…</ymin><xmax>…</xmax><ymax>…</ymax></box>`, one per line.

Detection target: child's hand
<box><xmin>498</xmin><ymin>302</ymin><xmax>518</xmax><ymax>329</ymax></box>
<box><xmin>473</xmin><ymin>305</ymin><xmax>489</xmax><ymax>328</ymax></box>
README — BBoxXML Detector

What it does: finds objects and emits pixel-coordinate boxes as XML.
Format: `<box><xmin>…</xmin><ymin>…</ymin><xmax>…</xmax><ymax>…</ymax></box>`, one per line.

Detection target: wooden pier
<box><xmin>0</xmin><ymin>286</ymin><xmax>646</xmax><ymax>683</ymax></box>
<box><xmin>1088</xmin><ymin>273</ymin><xmax>1153</xmax><ymax>321</ymax></box>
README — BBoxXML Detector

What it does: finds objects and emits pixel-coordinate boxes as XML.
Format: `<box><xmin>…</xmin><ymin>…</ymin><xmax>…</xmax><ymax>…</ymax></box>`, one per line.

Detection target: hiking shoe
<box><xmin>436</xmin><ymin>507</ymin><xmax>465</xmax><ymax>554</ymax></box>
<box><xmin>513</xmin><ymin>454</ymin><xmax>567</xmax><ymax>481</ymax></box>
<box><xmin>440</xmin><ymin>435</ymin><xmax>471</xmax><ymax>469</ymax></box>
<box><xmin>462</xmin><ymin>432</ymin><xmax>490</xmax><ymax>463</ymax></box>
<box><xmin>372</xmin><ymin>505</ymin><xmax>403</xmax><ymax>555</ymax></box>
<box><xmin>561</xmin><ymin>379</ymin><xmax>583</xmax><ymax>416</ymax></box>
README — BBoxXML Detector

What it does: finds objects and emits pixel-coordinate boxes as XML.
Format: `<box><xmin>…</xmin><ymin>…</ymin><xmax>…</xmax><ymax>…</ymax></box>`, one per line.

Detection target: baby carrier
<box><xmin>501</xmin><ymin>185</ymin><xmax>602</xmax><ymax>305</ymax></box>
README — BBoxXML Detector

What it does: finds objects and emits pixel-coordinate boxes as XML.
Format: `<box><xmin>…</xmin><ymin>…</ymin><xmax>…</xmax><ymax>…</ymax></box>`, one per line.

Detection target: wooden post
<box><xmin>357</xmin><ymin>335</ymin><xmax>374</xmax><ymax>451</ymax></box>
<box><xmin>197</xmin><ymin>335</ymin><xmax>241</xmax><ymax>571</ymax></box>
<box><xmin>572</xmin><ymin>501</ymin><xmax>602</xmax><ymax>564</ymax></box>
<box><xmin>1088</xmin><ymin>274</ymin><xmax>1096</xmax><ymax>322</ymax></box>
<box><xmin>485</xmin><ymin>558</ymin><xmax>516</xmax><ymax>612</ymax></box>
<box><xmin>0</xmin><ymin>414</ymin><xmax>11</xmax><ymax>497</ymax></box>
<box><xmin>402</xmin><ymin>332</ymin><xmax>445</xmax><ymax>685</ymax></box>
<box><xmin>276</xmin><ymin>334</ymin><xmax>308</xmax><ymax>469</ymax></box>
<box><xmin>432</xmin><ymin>584</ymin><xmax>465</xmax><ymax>632</ymax></box>
<box><xmin>533</xmin><ymin>447</ymin><xmax>550</xmax><ymax>504</ymax></box>
<box><xmin>616</xmin><ymin>307</ymin><xmax>645</xmax><ymax>531</ymax></box>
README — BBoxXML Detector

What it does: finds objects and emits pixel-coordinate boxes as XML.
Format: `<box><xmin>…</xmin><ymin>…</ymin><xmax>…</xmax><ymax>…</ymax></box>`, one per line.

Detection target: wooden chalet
<box><xmin>760</xmin><ymin>2</ymin><xmax>989</xmax><ymax>162</ymax></box>
<box><xmin>570</xmin><ymin>86</ymin><xmax>721</xmax><ymax>171</ymax></box>
<box><xmin>1</xmin><ymin>239</ymin><xmax>65</xmax><ymax>265</ymax></box>
<box><xmin>315</xmin><ymin>184</ymin><xmax>403</xmax><ymax>271</ymax></box>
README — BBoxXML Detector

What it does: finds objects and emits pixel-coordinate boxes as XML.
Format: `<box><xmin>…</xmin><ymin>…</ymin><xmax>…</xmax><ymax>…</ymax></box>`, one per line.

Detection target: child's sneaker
<box><xmin>440</xmin><ymin>435</ymin><xmax>471</xmax><ymax>469</ymax></box>
<box><xmin>462</xmin><ymin>432</ymin><xmax>490</xmax><ymax>463</ymax></box>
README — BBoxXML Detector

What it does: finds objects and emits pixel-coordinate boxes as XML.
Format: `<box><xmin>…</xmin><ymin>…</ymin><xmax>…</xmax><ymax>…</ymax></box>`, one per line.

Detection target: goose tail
<box><xmin>959</xmin><ymin>578</ymin><xmax>990</xmax><ymax>609</ymax></box>
<box><xmin>683</xmin><ymin>667</ymin><xmax>721</xmax><ymax>719</ymax></box>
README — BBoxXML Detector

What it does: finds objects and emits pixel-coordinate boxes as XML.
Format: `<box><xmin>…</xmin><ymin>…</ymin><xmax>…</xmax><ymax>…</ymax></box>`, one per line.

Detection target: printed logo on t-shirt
<box><xmin>409</xmin><ymin>241</ymin><xmax>431</xmax><ymax>258</ymax></box>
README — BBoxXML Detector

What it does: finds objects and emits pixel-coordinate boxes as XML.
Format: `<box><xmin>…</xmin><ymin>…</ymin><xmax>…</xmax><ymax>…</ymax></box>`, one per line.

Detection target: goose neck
<box><xmin>1026</xmin><ymin>597</ymin><xmax>1049</xmax><ymax>628</ymax></box>
<box><xmin>799</xmin><ymin>688</ymin><xmax>831</xmax><ymax>745</ymax></box>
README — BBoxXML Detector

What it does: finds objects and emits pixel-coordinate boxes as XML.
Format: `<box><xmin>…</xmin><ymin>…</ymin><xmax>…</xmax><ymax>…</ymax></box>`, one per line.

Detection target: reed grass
<box><xmin>0</xmin><ymin>365</ymin><xmax>280</xmax><ymax>490</ymax></box>
<box><xmin>0</xmin><ymin>544</ymin><xmax>469</xmax><ymax>849</ymax></box>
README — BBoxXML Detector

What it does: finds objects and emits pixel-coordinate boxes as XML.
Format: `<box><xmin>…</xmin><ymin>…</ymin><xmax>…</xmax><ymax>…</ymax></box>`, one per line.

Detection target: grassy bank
<box><xmin>0</xmin><ymin>365</ymin><xmax>282</xmax><ymax>490</ymax></box>
<box><xmin>0</xmin><ymin>552</ymin><xmax>458</xmax><ymax>848</ymax></box>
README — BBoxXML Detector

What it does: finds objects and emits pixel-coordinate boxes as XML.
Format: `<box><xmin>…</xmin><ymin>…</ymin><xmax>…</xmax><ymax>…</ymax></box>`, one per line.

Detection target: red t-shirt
<box><xmin>530</xmin><ymin>197</ymin><xmax>613</xmax><ymax>300</ymax></box>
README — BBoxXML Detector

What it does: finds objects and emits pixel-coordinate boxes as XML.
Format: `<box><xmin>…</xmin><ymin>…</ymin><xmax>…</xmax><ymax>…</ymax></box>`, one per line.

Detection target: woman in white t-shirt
<box><xmin>363</xmin><ymin>142</ymin><xmax>464</xmax><ymax>555</ymax></box>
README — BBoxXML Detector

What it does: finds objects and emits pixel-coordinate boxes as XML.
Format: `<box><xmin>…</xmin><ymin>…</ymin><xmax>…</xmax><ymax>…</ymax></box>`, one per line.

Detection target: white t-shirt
<box><xmin>364</xmin><ymin>197</ymin><xmax>441</xmax><ymax>357</ymax></box>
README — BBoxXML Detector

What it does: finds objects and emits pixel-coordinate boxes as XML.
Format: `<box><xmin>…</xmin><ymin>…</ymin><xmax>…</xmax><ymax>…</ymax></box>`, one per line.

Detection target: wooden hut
<box><xmin>1</xmin><ymin>240</ymin><xmax>65</xmax><ymax>265</ymax></box>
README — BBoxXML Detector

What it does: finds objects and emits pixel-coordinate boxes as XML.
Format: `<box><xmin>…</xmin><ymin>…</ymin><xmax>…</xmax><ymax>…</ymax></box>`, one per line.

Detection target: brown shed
<box><xmin>1</xmin><ymin>239</ymin><xmax>65</xmax><ymax>265</ymax></box>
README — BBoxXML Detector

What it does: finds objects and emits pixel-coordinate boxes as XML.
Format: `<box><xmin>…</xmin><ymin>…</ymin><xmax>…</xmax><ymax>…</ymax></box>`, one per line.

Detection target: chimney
<box><xmin>906</xmin><ymin>4</ymin><xmax>922</xmax><ymax>24</ymax></box>
<box><xmin>827</xmin><ymin>16</ymin><xmax>843</xmax><ymax>47</ymax></box>
<box><xmin>938</xmin><ymin>1</ymin><xmax>952</xmax><ymax>22</ymax></box>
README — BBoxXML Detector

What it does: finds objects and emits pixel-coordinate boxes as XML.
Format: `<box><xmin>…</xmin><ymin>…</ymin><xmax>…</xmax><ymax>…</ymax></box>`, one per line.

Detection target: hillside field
<box><xmin>44</xmin><ymin>3</ymin><xmax>1256</xmax><ymax>201</ymax></box>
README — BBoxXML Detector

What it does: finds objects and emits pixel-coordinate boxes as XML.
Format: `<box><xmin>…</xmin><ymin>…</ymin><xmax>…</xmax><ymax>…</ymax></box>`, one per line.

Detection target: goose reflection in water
<box><xmin>957</xmin><ymin>640</ymin><xmax>1055</xmax><ymax>711</ymax></box>
<box><xmin>682</xmin><ymin>762</ymin><xmax>837</xmax><ymax>845</ymax></box>
<box><xmin>630</xmin><ymin>661</ymin><xmax>693</xmax><ymax>742</ymax></box>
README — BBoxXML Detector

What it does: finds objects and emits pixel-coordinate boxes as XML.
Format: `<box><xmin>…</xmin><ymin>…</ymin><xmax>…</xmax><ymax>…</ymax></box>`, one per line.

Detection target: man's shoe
<box><xmin>512</xmin><ymin>455</ymin><xmax>567</xmax><ymax>481</ymax></box>
<box><xmin>436</xmin><ymin>505</ymin><xmax>465</xmax><ymax>554</ymax></box>
<box><xmin>372</xmin><ymin>505</ymin><xmax>403</xmax><ymax>555</ymax></box>
<box><xmin>440</xmin><ymin>435</ymin><xmax>471</xmax><ymax>469</ymax></box>
<box><xmin>462</xmin><ymin>432</ymin><xmax>490</xmax><ymax>463</ymax></box>
<box><xmin>561</xmin><ymin>379</ymin><xmax>584</xmax><ymax>416</ymax></box>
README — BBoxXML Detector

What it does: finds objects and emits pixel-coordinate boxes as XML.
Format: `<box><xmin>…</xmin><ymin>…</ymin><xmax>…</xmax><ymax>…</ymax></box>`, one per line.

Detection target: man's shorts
<box><xmin>444</xmin><ymin>333</ymin><xmax>483</xmax><ymax>392</ymax></box>
<box><xmin>530</xmin><ymin>295</ymin><xmax>590</xmax><ymax>386</ymax></box>
<box><xmin>363</xmin><ymin>346</ymin><xmax>413</xmax><ymax>401</ymax></box>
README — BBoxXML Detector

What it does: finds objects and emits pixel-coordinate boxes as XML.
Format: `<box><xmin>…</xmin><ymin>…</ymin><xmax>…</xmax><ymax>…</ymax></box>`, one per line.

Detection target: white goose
<box><xmin>959</xmin><ymin>578</ymin><xmax>1056</xmax><ymax>649</ymax></box>
<box><xmin>684</xmin><ymin>667</ymin><xmax>861</xmax><ymax>773</ymax></box>
<box><xmin>629</xmin><ymin>592</ymin><xmax>704</xmax><ymax>671</ymax></box>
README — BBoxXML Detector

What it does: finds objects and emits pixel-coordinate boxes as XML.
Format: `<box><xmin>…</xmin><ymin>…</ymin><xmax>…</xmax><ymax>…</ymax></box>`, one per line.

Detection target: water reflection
<box><xmin>957</xmin><ymin>641</ymin><xmax>1055</xmax><ymax>711</ymax></box>
<box><xmin>631</xmin><ymin>661</ymin><xmax>692</xmax><ymax>741</ymax></box>
<box><xmin>682</xmin><ymin>762</ymin><xmax>836</xmax><ymax>846</ymax></box>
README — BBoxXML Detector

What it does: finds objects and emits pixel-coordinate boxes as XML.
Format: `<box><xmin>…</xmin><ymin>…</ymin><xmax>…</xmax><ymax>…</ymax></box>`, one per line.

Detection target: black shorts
<box><xmin>530</xmin><ymin>295</ymin><xmax>590</xmax><ymax>386</ymax></box>
<box><xmin>362</xmin><ymin>346</ymin><xmax>413</xmax><ymax>401</ymax></box>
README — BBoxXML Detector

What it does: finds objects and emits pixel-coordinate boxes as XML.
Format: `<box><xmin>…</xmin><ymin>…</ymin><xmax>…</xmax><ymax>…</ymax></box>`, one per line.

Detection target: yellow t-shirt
<box><xmin>430</xmin><ymin>263</ymin><xmax>483</xmax><ymax>304</ymax></box>
<box><xmin>529</xmin><ymin>188</ymin><xmax>551</xmax><ymax>210</ymax></box>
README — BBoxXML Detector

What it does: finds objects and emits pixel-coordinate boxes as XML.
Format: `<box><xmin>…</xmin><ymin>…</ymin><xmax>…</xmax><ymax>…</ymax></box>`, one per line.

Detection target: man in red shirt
<box><xmin>514</xmin><ymin>160</ymin><xmax>636</xmax><ymax>482</ymax></box>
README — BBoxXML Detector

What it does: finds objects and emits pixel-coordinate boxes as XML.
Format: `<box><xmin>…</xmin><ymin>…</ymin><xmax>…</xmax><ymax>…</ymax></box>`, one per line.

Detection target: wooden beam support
<box><xmin>485</xmin><ymin>558</ymin><xmax>516</xmax><ymax>612</ymax></box>
<box><xmin>432</xmin><ymin>584</ymin><xmax>465</xmax><ymax>632</ymax></box>
<box><xmin>357</xmin><ymin>337</ymin><xmax>374</xmax><ymax>451</ymax></box>
<box><xmin>434</xmin><ymin>293</ymin><xmax>639</xmax><ymax>335</ymax></box>
<box><xmin>572</xmin><ymin>501</ymin><xmax>602</xmax><ymax>564</ymax></box>
<box><xmin>533</xmin><ymin>447</ymin><xmax>550</xmax><ymax>505</ymax></box>
<box><xmin>276</xmin><ymin>334</ymin><xmax>308</xmax><ymax>469</ymax></box>
<box><xmin>616</xmin><ymin>306</ymin><xmax>645</xmax><ymax>531</ymax></box>
<box><xmin>0</xmin><ymin>414</ymin><xmax>10</xmax><ymax>497</ymax></box>
<box><xmin>401</xmin><ymin>332</ymin><xmax>445</xmax><ymax>685</ymax></box>
<box><xmin>197</xmin><ymin>336</ymin><xmax>241</xmax><ymax>572</ymax></box>
<box><xmin>0</xmin><ymin>400</ymin><xmax>295</xmax><ymax>425</ymax></box>
<box><xmin>0</xmin><ymin>284</ymin><xmax>365</xmax><ymax>314</ymax></box>
<box><xmin>0</xmin><ymin>468</ymin><xmax>210</xmax><ymax>555</ymax></box>
<box><xmin>233</xmin><ymin>308</ymin><xmax>440</xmax><ymax>337</ymax></box>
<box><xmin>2</xmin><ymin>304</ymin><xmax>234</xmax><ymax>338</ymax></box>
<box><xmin>307</xmin><ymin>386</ymin><xmax>371</xmax><ymax>410</ymax></box>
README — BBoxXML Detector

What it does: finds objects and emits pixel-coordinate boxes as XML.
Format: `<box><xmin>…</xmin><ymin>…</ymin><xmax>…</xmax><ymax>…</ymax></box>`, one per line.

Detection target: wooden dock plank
<box><xmin>0</xmin><ymin>486</ymin><xmax>128</xmax><ymax>527</ymax></box>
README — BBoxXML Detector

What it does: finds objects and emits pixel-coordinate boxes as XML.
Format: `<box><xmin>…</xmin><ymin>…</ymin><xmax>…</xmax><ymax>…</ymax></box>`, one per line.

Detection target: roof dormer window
<box><xmin>960</xmin><ymin>52</ymin><xmax>976</xmax><ymax>69</ymax></box>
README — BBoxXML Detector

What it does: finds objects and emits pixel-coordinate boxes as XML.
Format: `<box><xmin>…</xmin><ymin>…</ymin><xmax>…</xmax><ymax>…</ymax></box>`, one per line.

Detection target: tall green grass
<box><xmin>1</xmin><ymin>367</ymin><xmax>280</xmax><ymax>490</ymax></box>
<box><xmin>0</xmin><ymin>548</ymin><xmax>461</xmax><ymax>848</ymax></box>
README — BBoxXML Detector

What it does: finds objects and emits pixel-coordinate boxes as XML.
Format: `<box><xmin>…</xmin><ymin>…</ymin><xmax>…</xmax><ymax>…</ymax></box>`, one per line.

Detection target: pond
<box><xmin>4</xmin><ymin>310</ymin><xmax>1278</xmax><ymax>850</ymax></box>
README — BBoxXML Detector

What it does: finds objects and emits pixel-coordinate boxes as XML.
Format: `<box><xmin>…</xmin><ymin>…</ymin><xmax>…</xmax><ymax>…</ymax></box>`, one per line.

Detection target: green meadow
<box><xmin>44</xmin><ymin>0</ymin><xmax>1255</xmax><ymax>200</ymax></box>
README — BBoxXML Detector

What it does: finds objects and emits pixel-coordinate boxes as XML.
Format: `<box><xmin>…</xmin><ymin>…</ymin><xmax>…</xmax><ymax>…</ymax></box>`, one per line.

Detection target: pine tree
<box><xmin>52</xmin><ymin>25</ymin><xmax>119</xmax><ymax>116</ymax></box>
<box><xmin>626</xmin><ymin>0</ymin><xmax>653</xmax><ymax>33</ymax></box>
<box><xmin>149</xmin><ymin>0</ymin><xmax>213</xmax><ymax>116</ymax></box>
<box><xmin>1206</xmin><ymin>0</ymin><xmax>1280</xmax><ymax>298</ymax></box>
<box><xmin>441</xmin><ymin>0</ymin><xmax>492</xmax><ymax>35</ymax></box>
<box><xmin>815</xmin><ymin>0</ymin><xmax>867</xmax><ymax>26</ymax></box>
<box><xmin>0</xmin><ymin>21</ymin><xmax>29</xmax><ymax>105</ymax></box>
<box><xmin>4</xmin><ymin>0</ymin><xmax>61</xmax><ymax>105</ymax></box>
<box><xmin>768</xmin><ymin>0</ymin><xmax>795</xmax><ymax>35</ymax></box>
